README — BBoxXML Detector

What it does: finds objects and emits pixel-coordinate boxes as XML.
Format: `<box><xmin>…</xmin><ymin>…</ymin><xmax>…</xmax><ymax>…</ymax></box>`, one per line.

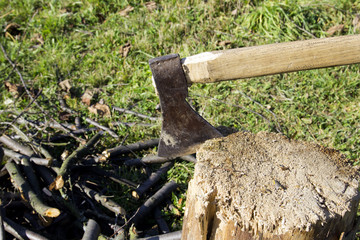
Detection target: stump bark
<box><xmin>181</xmin><ymin>131</ymin><xmax>359</xmax><ymax>240</ymax></box>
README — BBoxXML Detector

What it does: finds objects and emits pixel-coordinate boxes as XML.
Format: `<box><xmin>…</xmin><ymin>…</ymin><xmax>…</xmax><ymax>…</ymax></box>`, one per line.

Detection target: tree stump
<box><xmin>181</xmin><ymin>131</ymin><xmax>359</xmax><ymax>240</ymax></box>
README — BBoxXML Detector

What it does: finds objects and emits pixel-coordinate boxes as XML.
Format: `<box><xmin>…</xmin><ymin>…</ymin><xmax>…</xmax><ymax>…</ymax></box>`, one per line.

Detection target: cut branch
<box><xmin>5</xmin><ymin>161</ymin><xmax>60</xmax><ymax>218</ymax></box>
<box><xmin>154</xmin><ymin>207</ymin><xmax>170</xmax><ymax>234</ymax></box>
<box><xmin>132</xmin><ymin>181</ymin><xmax>178</xmax><ymax>225</ymax></box>
<box><xmin>81</xmin><ymin>219</ymin><xmax>100</xmax><ymax>240</ymax></box>
<box><xmin>3</xmin><ymin>216</ymin><xmax>50</xmax><ymax>240</ymax></box>
<box><xmin>0</xmin><ymin>134</ymin><xmax>34</xmax><ymax>156</ymax></box>
<box><xmin>3</xmin><ymin>148</ymin><xmax>52</xmax><ymax>166</ymax></box>
<box><xmin>21</xmin><ymin>157</ymin><xmax>42</xmax><ymax>195</ymax></box>
<box><xmin>54</xmin><ymin>131</ymin><xmax>104</xmax><ymax>189</ymax></box>
<box><xmin>124</xmin><ymin>154</ymin><xmax>195</xmax><ymax>166</ymax></box>
<box><xmin>102</xmin><ymin>138</ymin><xmax>159</xmax><ymax>159</ymax></box>
<box><xmin>0</xmin><ymin>206</ymin><xmax>5</xmax><ymax>240</ymax></box>
<box><xmin>132</xmin><ymin>162</ymin><xmax>174</xmax><ymax>200</ymax></box>
<box><xmin>75</xmin><ymin>182</ymin><xmax>126</xmax><ymax>217</ymax></box>
<box><xmin>0</xmin><ymin>122</ymin><xmax>53</xmax><ymax>160</ymax></box>
<box><xmin>138</xmin><ymin>230</ymin><xmax>182</xmax><ymax>240</ymax></box>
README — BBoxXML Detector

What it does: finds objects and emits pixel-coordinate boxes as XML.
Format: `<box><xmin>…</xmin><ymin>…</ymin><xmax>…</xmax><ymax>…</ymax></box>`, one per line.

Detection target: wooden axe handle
<box><xmin>181</xmin><ymin>34</ymin><xmax>360</xmax><ymax>83</ymax></box>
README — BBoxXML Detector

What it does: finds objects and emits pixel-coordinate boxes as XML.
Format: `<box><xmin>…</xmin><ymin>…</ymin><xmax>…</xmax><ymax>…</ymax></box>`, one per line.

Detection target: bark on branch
<box><xmin>53</xmin><ymin>131</ymin><xmax>104</xmax><ymax>190</ymax></box>
<box><xmin>102</xmin><ymin>139</ymin><xmax>159</xmax><ymax>159</ymax></box>
<box><xmin>5</xmin><ymin>161</ymin><xmax>60</xmax><ymax>218</ymax></box>
<box><xmin>75</xmin><ymin>182</ymin><xmax>126</xmax><ymax>217</ymax></box>
<box><xmin>132</xmin><ymin>162</ymin><xmax>174</xmax><ymax>200</ymax></box>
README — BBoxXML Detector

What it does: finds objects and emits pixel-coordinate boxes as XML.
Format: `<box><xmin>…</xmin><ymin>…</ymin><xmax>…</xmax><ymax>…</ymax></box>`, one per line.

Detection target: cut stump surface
<box><xmin>182</xmin><ymin>131</ymin><xmax>359</xmax><ymax>240</ymax></box>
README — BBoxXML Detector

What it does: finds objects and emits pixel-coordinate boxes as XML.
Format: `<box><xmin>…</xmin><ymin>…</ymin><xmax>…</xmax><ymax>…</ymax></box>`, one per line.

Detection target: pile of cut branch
<box><xmin>0</xmin><ymin>128</ymin><xmax>194</xmax><ymax>239</ymax></box>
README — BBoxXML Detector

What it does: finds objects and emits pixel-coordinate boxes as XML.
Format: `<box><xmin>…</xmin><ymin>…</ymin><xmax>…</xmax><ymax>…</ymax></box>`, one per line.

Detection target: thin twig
<box><xmin>0</xmin><ymin>89</ymin><xmax>42</xmax><ymax>136</ymax></box>
<box><xmin>0</xmin><ymin>42</ymin><xmax>44</xmax><ymax>111</ymax></box>
<box><xmin>289</xmin><ymin>20</ymin><xmax>317</xmax><ymax>39</ymax></box>
<box><xmin>111</xmin><ymin>121</ymin><xmax>155</xmax><ymax>128</ymax></box>
<box><xmin>113</xmin><ymin>106</ymin><xmax>159</xmax><ymax>121</ymax></box>
<box><xmin>238</xmin><ymin>90</ymin><xmax>283</xmax><ymax>134</ymax></box>
<box><xmin>85</xmin><ymin>118</ymin><xmax>119</xmax><ymax>138</ymax></box>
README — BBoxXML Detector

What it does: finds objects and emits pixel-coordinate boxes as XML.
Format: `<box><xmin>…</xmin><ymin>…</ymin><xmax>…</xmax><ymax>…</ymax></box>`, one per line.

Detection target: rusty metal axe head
<box><xmin>149</xmin><ymin>54</ymin><xmax>222</xmax><ymax>158</ymax></box>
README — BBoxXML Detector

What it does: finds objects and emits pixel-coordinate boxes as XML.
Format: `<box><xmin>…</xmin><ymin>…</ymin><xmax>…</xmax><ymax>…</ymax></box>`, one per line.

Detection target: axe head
<box><xmin>150</xmin><ymin>54</ymin><xmax>222</xmax><ymax>158</ymax></box>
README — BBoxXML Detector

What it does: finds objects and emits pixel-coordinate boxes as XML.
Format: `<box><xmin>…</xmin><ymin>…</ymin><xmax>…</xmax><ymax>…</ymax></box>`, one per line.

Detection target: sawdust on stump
<box><xmin>181</xmin><ymin>131</ymin><xmax>359</xmax><ymax>240</ymax></box>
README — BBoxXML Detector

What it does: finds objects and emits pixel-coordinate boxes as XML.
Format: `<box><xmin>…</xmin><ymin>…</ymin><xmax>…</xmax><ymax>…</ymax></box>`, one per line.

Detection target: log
<box><xmin>181</xmin><ymin>131</ymin><xmax>360</xmax><ymax>240</ymax></box>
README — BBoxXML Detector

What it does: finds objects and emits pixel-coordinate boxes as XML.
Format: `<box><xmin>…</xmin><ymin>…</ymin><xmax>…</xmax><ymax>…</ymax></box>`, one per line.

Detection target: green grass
<box><xmin>1</xmin><ymin>0</ymin><xmax>360</xmax><ymax>238</ymax></box>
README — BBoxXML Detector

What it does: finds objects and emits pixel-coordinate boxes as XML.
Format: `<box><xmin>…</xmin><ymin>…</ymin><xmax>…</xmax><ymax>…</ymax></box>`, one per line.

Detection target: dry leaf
<box><xmin>326</xmin><ymin>24</ymin><xmax>344</xmax><ymax>36</ymax></box>
<box><xmin>59</xmin><ymin>79</ymin><xmax>72</xmax><ymax>92</ymax></box>
<box><xmin>217</xmin><ymin>40</ymin><xmax>232</xmax><ymax>46</ymax></box>
<box><xmin>4</xmin><ymin>81</ymin><xmax>24</xmax><ymax>97</ymax></box>
<box><xmin>88</xmin><ymin>103</ymin><xmax>111</xmax><ymax>117</ymax></box>
<box><xmin>59</xmin><ymin>112</ymin><xmax>71</xmax><ymax>121</ymax></box>
<box><xmin>118</xmin><ymin>5</ymin><xmax>134</xmax><ymax>16</ymax></box>
<box><xmin>81</xmin><ymin>88</ymin><xmax>94</xmax><ymax>106</ymax></box>
<box><xmin>145</xmin><ymin>1</ymin><xmax>157</xmax><ymax>12</ymax></box>
<box><xmin>120</xmin><ymin>42</ymin><xmax>131</xmax><ymax>58</ymax></box>
<box><xmin>353</xmin><ymin>14</ymin><xmax>360</xmax><ymax>31</ymax></box>
<box><xmin>231</xmin><ymin>9</ymin><xmax>238</xmax><ymax>15</ymax></box>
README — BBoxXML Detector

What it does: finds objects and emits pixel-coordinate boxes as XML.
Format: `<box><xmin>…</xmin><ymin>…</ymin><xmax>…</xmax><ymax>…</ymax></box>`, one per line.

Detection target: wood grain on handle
<box><xmin>181</xmin><ymin>34</ymin><xmax>360</xmax><ymax>83</ymax></box>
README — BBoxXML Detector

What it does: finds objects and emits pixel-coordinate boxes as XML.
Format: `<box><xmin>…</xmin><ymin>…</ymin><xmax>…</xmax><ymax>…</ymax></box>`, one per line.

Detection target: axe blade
<box><xmin>150</xmin><ymin>54</ymin><xmax>222</xmax><ymax>158</ymax></box>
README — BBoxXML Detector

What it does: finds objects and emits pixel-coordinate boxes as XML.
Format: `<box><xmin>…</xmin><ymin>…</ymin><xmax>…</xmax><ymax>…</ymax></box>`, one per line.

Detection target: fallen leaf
<box><xmin>231</xmin><ymin>9</ymin><xmax>238</xmax><ymax>15</ymax></box>
<box><xmin>120</xmin><ymin>42</ymin><xmax>131</xmax><ymax>58</ymax></box>
<box><xmin>118</xmin><ymin>5</ymin><xmax>134</xmax><ymax>16</ymax></box>
<box><xmin>353</xmin><ymin>14</ymin><xmax>360</xmax><ymax>31</ymax></box>
<box><xmin>81</xmin><ymin>88</ymin><xmax>94</xmax><ymax>106</ymax></box>
<box><xmin>59</xmin><ymin>111</ymin><xmax>71</xmax><ymax>121</ymax></box>
<box><xmin>145</xmin><ymin>1</ymin><xmax>157</xmax><ymax>12</ymax></box>
<box><xmin>326</xmin><ymin>24</ymin><xmax>344</xmax><ymax>36</ymax></box>
<box><xmin>217</xmin><ymin>40</ymin><xmax>232</xmax><ymax>46</ymax></box>
<box><xmin>59</xmin><ymin>79</ymin><xmax>72</xmax><ymax>92</ymax></box>
<box><xmin>4</xmin><ymin>81</ymin><xmax>24</xmax><ymax>97</ymax></box>
<box><xmin>88</xmin><ymin>103</ymin><xmax>111</xmax><ymax>117</ymax></box>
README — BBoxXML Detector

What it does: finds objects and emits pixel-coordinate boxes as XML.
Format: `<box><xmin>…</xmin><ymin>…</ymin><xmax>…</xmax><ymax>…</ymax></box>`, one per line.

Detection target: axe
<box><xmin>149</xmin><ymin>34</ymin><xmax>360</xmax><ymax>158</ymax></box>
